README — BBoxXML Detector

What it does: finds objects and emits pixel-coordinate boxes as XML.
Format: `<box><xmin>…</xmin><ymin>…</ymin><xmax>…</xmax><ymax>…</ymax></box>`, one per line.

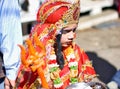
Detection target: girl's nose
<box><xmin>68</xmin><ymin>32</ymin><xmax>74</xmax><ymax>40</ymax></box>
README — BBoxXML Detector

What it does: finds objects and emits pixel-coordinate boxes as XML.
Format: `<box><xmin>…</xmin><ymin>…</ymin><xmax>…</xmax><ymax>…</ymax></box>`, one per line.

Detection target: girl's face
<box><xmin>61</xmin><ymin>24</ymin><xmax>77</xmax><ymax>47</ymax></box>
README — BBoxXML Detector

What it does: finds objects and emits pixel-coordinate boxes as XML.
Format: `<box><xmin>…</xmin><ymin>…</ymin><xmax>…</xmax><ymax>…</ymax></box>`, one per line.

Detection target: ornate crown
<box><xmin>37</xmin><ymin>0</ymin><xmax>80</xmax><ymax>32</ymax></box>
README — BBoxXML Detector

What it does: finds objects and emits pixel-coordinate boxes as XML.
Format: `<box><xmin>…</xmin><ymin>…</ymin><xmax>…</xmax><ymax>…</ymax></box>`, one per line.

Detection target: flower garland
<box><xmin>48</xmin><ymin>45</ymin><xmax>78</xmax><ymax>88</ymax></box>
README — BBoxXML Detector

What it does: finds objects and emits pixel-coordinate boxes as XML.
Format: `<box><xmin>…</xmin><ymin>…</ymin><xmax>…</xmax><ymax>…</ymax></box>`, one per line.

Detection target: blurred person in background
<box><xmin>0</xmin><ymin>0</ymin><xmax>23</xmax><ymax>88</ymax></box>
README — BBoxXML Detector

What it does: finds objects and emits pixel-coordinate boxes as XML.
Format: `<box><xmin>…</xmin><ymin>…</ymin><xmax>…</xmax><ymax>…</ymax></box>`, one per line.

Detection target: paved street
<box><xmin>75</xmin><ymin>18</ymin><xmax>120</xmax><ymax>84</ymax></box>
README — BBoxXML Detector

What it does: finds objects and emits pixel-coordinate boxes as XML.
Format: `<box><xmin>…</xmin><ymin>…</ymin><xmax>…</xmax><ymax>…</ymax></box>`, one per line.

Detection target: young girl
<box><xmin>16</xmin><ymin>0</ymin><xmax>97</xmax><ymax>89</ymax></box>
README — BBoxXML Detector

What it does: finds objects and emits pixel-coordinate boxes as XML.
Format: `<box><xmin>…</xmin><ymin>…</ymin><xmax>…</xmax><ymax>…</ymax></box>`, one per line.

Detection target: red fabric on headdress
<box><xmin>30</xmin><ymin>23</ymin><xmax>56</xmax><ymax>45</ymax></box>
<box><xmin>30</xmin><ymin>23</ymin><xmax>51</xmax><ymax>37</ymax></box>
<box><xmin>37</xmin><ymin>1</ymin><xmax>69</xmax><ymax>24</ymax></box>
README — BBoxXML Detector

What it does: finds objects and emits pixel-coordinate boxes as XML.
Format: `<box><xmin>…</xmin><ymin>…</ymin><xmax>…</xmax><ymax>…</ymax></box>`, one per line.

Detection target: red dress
<box><xmin>16</xmin><ymin>43</ymin><xmax>96</xmax><ymax>89</ymax></box>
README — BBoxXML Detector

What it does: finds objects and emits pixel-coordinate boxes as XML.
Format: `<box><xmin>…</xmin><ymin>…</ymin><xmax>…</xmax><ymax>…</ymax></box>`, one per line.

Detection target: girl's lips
<box><xmin>67</xmin><ymin>41</ymin><xmax>72</xmax><ymax>45</ymax></box>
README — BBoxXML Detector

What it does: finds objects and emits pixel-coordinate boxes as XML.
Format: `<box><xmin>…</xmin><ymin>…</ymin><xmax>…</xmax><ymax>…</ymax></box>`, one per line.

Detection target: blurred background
<box><xmin>19</xmin><ymin>0</ymin><xmax>120</xmax><ymax>89</ymax></box>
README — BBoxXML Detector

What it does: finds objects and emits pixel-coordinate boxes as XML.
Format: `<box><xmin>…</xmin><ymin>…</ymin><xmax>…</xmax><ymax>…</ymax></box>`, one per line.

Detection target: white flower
<box><xmin>48</xmin><ymin>63</ymin><xmax>59</xmax><ymax>68</ymax></box>
<box><xmin>49</xmin><ymin>55</ymin><xmax>56</xmax><ymax>60</ymax></box>
<box><xmin>67</xmin><ymin>53</ymin><xmax>75</xmax><ymax>61</ymax></box>
<box><xmin>54</xmin><ymin>82</ymin><xmax>63</xmax><ymax>88</ymax></box>
<box><xmin>68</xmin><ymin>61</ymin><xmax>78</xmax><ymax>67</ymax></box>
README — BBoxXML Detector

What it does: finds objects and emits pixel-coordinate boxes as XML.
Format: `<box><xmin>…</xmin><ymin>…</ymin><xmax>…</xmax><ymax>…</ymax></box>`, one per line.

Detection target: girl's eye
<box><xmin>62</xmin><ymin>30</ymin><xmax>70</xmax><ymax>34</ymax></box>
<box><xmin>73</xmin><ymin>28</ymin><xmax>76</xmax><ymax>32</ymax></box>
<box><xmin>62</xmin><ymin>28</ymin><xmax>76</xmax><ymax>34</ymax></box>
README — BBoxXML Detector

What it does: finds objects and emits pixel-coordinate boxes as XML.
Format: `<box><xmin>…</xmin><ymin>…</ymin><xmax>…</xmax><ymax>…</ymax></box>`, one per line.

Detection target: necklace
<box><xmin>48</xmin><ymin>45</ymin><xmax>78</xmax><ymax>88</ymax></box>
